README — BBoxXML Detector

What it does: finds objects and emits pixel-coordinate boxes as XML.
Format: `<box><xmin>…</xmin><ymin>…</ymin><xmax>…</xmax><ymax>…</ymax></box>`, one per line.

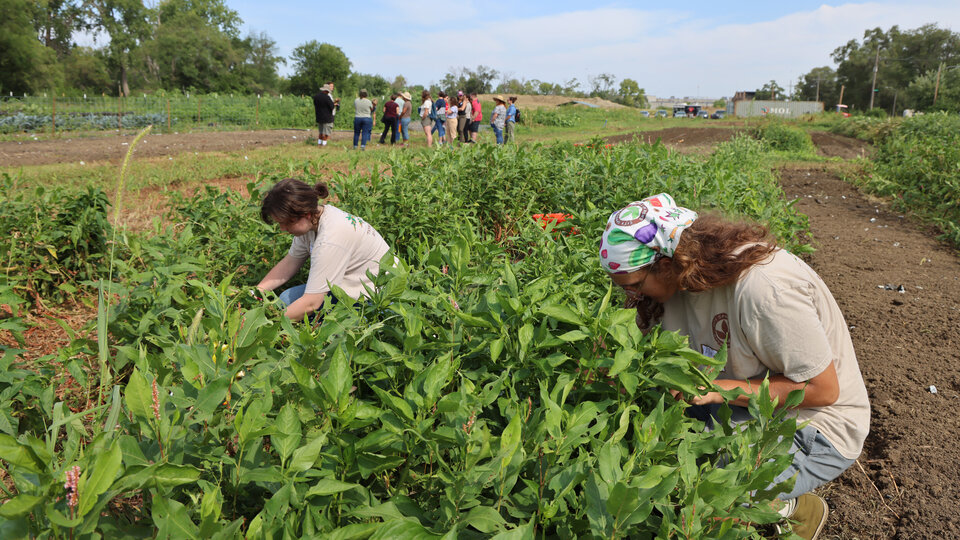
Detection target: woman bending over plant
<box><xmin>256</xmin><ymin>178</ymin><xmax>391</xmax><ymax>321</ymax></box>
<box><xmin>599</xmin><ymin>193</ymin><xmax>870</xmax><ymax>540</ymax></box>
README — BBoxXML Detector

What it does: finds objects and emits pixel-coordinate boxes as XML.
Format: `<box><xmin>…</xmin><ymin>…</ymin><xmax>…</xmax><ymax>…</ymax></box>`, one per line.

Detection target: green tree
<box><xmin>905</xmin><ymin>66</ymin><xmax>960</xmax><ymax>112</ymax></box>
<box><xmin>713</xmin><ymin>98</ymin><xmax>727</xmax><ymax>108</ymax></box>
<box><xmin>0</xmin><ymin>0</ymin><xmax>63</xmax><ymax>93</ymax></box>
<box><xmin>794</xmin><ymin>66</ymin><xmax>839</xmax><ymax>106</ymax></box>
<box><xmin>63</xmin><ymin>47</ymin><xmax>112</xmax><ymax>93</ymax></box>
<box><xmin>238</xmin><ymin>31</ymin><xmax>284</xmax><ymax>95</ymax></box>
<box><xmin>287</xmin><ymin>41</ymin><xmax>351</xmax><ymax>95</ymax></box>
<box><xmin>441</xmin><ymin>65</ymin><xmax>499</xmax><ymax>95</ymax></box>
<box><xmin>32</xmin><ymin>0</ymin><xmax>88</xmax><ymax>58</ymax></box>
<box><xmin>755</xmin><ymin>80</ymin><xmax>784</xmax><ymax>100</ymax></box>
<box><xmin>145</xmin><ymin>10</ymin><xmax>241</xmax><ymax>92</ymax></box>
<box><xmin>832</xmin><ymin>24</ymin><xmax>960</xmax><ymax>111</ymax></box>
<box><xmin>87</xmin><ymin>0</ymin><xmax>151</xmax><ymax>95</ymax></box>
<box><xmin>588</xmin><ymin>73</ymin><xmax>616</xmax><ymax>99</ymax></box>
<box><xmin>617</xmin><ymin>78</ymin><xmax>648</xmax><ymax>108</ymax></box>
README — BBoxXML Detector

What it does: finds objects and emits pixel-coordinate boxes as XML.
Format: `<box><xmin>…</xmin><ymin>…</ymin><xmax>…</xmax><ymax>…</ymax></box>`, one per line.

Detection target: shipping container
<box><xmin>732</xmin><ymin>100</ymin><xmax>823</xmax><ymax>118</ymax></box>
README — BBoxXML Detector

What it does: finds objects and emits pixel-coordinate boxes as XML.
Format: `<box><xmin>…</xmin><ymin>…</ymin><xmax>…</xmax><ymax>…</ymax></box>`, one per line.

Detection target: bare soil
<box><xmin>3</xmin><ymin>127</ymin><xmax>956</xmax><ymax>539</ymax></box>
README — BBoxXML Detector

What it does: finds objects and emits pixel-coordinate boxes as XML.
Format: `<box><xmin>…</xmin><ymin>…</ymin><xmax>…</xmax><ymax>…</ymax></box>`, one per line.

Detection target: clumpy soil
<box><xmin>3</xmin><ymin>128</ymin><xmax>957</xmax><ymax>539</ymax></box>
<box><xmin>779</xmin><ymin>166</ymin><xmax>960</xmax><ymax>539</ymax></box>
<box><xmin>0</xmin><ymin>128</ymin><xmax>319</xmax><ymax>167</ymax></box>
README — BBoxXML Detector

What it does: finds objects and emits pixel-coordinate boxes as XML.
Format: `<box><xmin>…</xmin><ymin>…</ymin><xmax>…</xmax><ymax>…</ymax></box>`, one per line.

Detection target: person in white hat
<box><xmin>312</xmin><ymin>84</ymin><xmax>337</xmax><ymax>147</ymax></box>
<box><xmin>399</xmin><ymin>91</ymin><xmax>413</xmax><ymax>146</ymax></box>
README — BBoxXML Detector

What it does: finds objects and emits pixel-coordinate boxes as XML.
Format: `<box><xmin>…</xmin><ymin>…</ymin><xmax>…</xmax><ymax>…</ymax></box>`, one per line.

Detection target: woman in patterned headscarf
<box><xmin>599</xmin><ymin>194</ymin><xmax>869</xmax><ymax>540</ymax></box>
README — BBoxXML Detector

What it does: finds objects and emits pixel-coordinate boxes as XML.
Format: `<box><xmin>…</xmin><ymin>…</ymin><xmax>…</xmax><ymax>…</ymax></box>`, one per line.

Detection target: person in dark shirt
<box><xmin>378</xmin><ymin>93</ymin><xmax>400</xmax><ymax>145</ymax></box>
<box><xmin>312</xmin><ymin>85</ymin><xmax>338</xmax><ymax>147</ymax></box>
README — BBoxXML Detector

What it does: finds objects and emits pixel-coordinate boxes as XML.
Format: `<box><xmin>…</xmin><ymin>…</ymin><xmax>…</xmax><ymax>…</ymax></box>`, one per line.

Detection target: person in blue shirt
<box><xmin>505</xmin><ymin>96</ymin><xmax>518</xmax><ymax>143</ymax></box>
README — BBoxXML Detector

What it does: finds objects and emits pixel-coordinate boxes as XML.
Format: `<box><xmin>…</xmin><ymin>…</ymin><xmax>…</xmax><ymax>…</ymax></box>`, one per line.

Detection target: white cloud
<box><xmin>350</xmin><ymin>2</ymin><xmax>960</xmax><ymax>97</ymax></box>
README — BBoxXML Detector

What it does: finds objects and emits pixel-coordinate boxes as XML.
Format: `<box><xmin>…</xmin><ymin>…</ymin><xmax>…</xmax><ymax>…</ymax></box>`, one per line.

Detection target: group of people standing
<box><xmin>418</xmin><ymin>91</ymin><xmax>518</xmax><ymax>147</ymax></box>
<box><xmin>314</xmin><ymin>85</ymin><xmax>519</xmax><ymax>150</ymax></box>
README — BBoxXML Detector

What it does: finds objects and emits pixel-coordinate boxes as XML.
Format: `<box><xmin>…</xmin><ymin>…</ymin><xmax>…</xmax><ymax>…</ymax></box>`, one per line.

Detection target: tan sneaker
<box><xmin>788</xmin><ymin>493</ymin><xmax>829</xmax><ymax>540</ymax></box>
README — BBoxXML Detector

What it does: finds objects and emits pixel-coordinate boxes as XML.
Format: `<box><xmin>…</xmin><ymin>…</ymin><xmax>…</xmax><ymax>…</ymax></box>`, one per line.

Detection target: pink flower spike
<box><xmin>64</xmin><ymin>465</ymin><xmax>81</xmax><ymax>508</ymax></box>
<box><xmin>152</xmin><ymin>378</ymin><xmax>161</xmax><ymax>421</ymax></box>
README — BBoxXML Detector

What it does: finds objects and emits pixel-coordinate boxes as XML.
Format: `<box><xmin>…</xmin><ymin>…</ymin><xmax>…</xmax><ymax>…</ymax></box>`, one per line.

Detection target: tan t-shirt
<box><xmin>661</xmin><ymin>248</ymin><xmax>870</xmax><ymax>459</ymax></box>
<box><xmin>287</xmin><ymin>205</ymin><xmax>390</xmax><ymax>299</ymax></box>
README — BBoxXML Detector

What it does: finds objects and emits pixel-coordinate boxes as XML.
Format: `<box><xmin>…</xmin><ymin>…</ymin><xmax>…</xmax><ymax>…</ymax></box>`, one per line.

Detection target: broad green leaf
<box><xmin>124</xmin><ymin>368</ymin><xmax>155</xmax><ymax>421</ymax></box>
<box><xmin>463</xmin><ymin>505</ymin><xmax>507</xmax><ymax>533</ymax></box>
<box><xmin>540</xmin><ymin>303</ymin><xmax>583</xmax><ymax>326</ymax></box>
<box><xmin>489</xmin><ymin>520</ymin><xmax>535</xmax><ymax>540</ymax></box>
<box><xmin>290</xmin><ymin>433</ymin><xmax>327</xmax><ymax>472</ymax></box>
<box><xmin>489</xmin><ymin>337</ymin><xmax>504</xmax><ymax>363</ymax></box>
<box><xmin>306</xmin><ymin>478</ymin><xmax>362</xmax><ymax>497</ymax></box>
<box><xmin>78</xmin><ymin>440</ymin><xmax>122</xmax><ymax>516</ymax></box>
<box><xmin>0</xmin><ymin>494</ymin><xmax>43</xmax><ymax>518</ymax></box>
<box><xmin>153</xmin><ymin>496</ymin><xmax>200</xmax><ymax>540</ymax></box>
<box><xmin>557</xmin><ymin>329</ymin><xmax>589</xmax><ymax>342</ymax></box>
<box><xmin>0</xmin><ymin>434</ymin><xmax>42</xmax><ymax>473</ymax></box>
<box><xmin>272</xmin><ymin>404</ymin><xmax>302</xmax><ymax>463</ymax></box>
<box><xmin>369</xmin><ymin>519</ymin><xmax>442</xmax><ymax>540</ymax></box>
<box><xmin>498</xmin><ymin>414</ymin><xmax>522</xmax><ymax>473</ymax></box>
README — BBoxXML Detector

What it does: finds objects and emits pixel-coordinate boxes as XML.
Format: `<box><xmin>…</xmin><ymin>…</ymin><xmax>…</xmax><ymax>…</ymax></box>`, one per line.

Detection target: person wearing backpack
<box><xmin>433</xmin><ymin>91</ymin><xmax>447</xmax><ymax>146</ymax></box>
<box><xmin>505</xmin><ymin>96</ymin><xmax>519</xmax><ymax>143</ymax></box>
<box><xmin>419</xmin><ymin>90</ymin><xmax>434</xmax><ymax>148</ymax></box>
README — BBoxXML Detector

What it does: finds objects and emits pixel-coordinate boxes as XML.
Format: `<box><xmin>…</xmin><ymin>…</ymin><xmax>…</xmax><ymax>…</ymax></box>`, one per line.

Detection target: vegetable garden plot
<box><xmin>1</xmin><ymin>138</ymin><xmax>814</xmax><ymax>537</ymax></box>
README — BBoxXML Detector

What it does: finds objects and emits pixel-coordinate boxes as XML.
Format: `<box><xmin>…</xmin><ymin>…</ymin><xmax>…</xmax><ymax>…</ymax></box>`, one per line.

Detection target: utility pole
<box><xmin>933</xmin><ymin>62</ymin><xmax>943</xmax><ymax>106</ymax></box>
<box><xmin>869</xmin><ymin>46</ymin><xmax>880</xmax><ymax>110</ymax></box>
<box><xmin>892</xmin><ymin>91</ymin><xmax>898</xmax><ymax>116</ymax></box>
<box><xmin>815</xmin><ymin>76</ymin><xmax>821</xmax><ymax>103</ymax></box>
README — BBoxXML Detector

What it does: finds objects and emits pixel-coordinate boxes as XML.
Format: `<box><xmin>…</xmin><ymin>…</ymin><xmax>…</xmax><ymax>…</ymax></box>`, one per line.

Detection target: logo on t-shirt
<box><xmin>614</xmin><ymin>203</ymin><xmax>648</xmax><ymax>226</ymax></box>
<box><xmin>712</xmin><ymin>313</ymin><xmax>729</xmax><ymax>346</ymax></box>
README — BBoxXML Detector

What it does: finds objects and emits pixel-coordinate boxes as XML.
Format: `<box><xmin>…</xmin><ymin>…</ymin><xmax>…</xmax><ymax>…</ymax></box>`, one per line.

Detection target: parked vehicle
<box><xmin>698</xmin><ymin>111</ymin><xmax>710</xmax><ymax>119</ymax></box>
<box><xmin>640</xmin><ymin>110</ymin><xmax>650</xmax><ymax>117</ymax></box>
<box><xmin>710</xmin><ymin>110</ymin><xmax>726</xmax><ymax>119</ymax></box>
<box><xmin>656</xmin><ymin>110</ymin><xmax>668</xmax><ymax>118</ymax></box>
<box><xmin>673</xmin><ymin>110</ymin><xmax>687</xmax><ymax>118</ymax></box>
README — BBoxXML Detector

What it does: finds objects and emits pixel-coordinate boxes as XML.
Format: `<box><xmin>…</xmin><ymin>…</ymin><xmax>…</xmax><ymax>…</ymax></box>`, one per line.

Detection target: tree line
<box><xmin>757</xmin><ymin>24</ymin><xmax>960</xmax><ymax>114</ymax></box>
<box><xmin>1</xmin><ymin>0</ymin><xmax>649</xmax><ymax>107</ymax></box>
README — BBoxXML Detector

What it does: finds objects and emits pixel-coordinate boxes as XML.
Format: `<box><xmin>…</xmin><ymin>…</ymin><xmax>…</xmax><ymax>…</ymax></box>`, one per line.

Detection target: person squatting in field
<box><xmin>599</xmin><ymin>193</ymin><xmax>870</xmax><ymax>540</ymax></box>
<box><xmin>312</xmin><ymin>84</ymin><xmax>338</xmax><ymax>147</ymax></box>
<box><xmin>256</xmin><ymin>178</ymin><xmax>391</xmax><ymax>320</ymax></box>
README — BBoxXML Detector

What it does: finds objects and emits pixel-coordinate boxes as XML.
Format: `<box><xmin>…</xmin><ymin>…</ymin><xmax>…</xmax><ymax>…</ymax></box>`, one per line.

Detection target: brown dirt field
<box><xmin>0</xmin><ymin>128</ymin><xmax>326</xmax><ymax>167</ymax></box>
<box><xmin>3</xmin><ymin>128</ymin><xmax>957</xmax><ymax>538</ymax></box>
<box><xmin>605</xmin><ymin>127</ymin><xmax>743</xmax><ymax>152</ymax></box>
<box><xmin>779</xmin><ymin>165</ymin><xmax>960</xmax><ymax>539</ymax></box>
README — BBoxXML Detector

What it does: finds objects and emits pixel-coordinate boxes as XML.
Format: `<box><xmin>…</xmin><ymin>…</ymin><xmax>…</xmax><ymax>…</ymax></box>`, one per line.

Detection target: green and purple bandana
<box><xmin>599</xmin><ymin>193</ymin><xmax>698</xmax><ymax>274</ymax></box>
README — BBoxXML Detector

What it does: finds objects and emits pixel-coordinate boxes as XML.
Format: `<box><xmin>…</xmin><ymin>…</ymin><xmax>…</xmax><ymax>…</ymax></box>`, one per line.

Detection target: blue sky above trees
<box><xmin>229</xmin><ymin>0</ymin><xmax>960</xmax><ymax>98</ymax></box>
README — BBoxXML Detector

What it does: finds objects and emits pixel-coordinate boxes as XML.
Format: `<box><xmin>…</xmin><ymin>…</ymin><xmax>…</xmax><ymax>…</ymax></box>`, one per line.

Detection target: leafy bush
<box><xmin>529</xmin><ymin>109</ymin><xmax>580</xmax><ymax>127</ymax></box>
<box><xmin>864</xmin><ymin>112</ymin><xmax>960</xmax><ymax>246</ymax></box>
<box><xmin>750</xmin><ymin>122</ymin><xmax>816</xmax><ymax>154</ymax></box>
<box><xmin>0</xmin><ymin>174</ymin><xmax>112</xmax><ymax>305</ymax></box>
<box><xmin>0</xmin><ymin>140</ymin><xmax>811</xmax><ymax>537</ymax></box>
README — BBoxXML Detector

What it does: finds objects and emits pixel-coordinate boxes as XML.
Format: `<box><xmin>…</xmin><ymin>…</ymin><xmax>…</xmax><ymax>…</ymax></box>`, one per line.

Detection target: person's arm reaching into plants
<box><xmin>257</xmin><ymin>255</ymin><xmax>304</xmax><ymax>293</ymax></box>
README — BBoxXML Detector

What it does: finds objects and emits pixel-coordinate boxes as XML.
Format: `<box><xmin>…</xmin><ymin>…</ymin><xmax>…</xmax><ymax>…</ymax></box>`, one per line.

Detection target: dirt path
<box><xmin>779</xmin><ymin>165</ymin><xmax>960</xmax><ymax>539</ymax></box>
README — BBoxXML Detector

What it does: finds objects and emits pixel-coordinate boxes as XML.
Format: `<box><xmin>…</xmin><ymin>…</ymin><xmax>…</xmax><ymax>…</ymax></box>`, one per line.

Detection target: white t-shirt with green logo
<box><xmin>287</xmin><ymin>205</ymin><xmax>390</xmax><ymax>299</ymax></box>
<box><xmin>661</xmin><ymin>248</ymin><xmax>870</xmax><ymax>459</ymax></box>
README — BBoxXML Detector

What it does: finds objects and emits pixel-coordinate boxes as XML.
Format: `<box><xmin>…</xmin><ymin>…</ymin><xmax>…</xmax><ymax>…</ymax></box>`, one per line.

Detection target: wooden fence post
<box><xmin>256</xmin><ymin>94</ymin><xmax>260</xmax><ymax>126</ymax></box>
<box><xmin>167</xmin><ymin>99</ymin><xmax>171</xmax><ymax>132</ymax></box>
<box><xmin>118</xmin><ymin>94</ymin><xmax>122</xmax><ymax>134</ymax></box>
<box><xmin>52</xmin><ymin>95</ymin><xmax>56</xmax><ymax>137</ymax></box>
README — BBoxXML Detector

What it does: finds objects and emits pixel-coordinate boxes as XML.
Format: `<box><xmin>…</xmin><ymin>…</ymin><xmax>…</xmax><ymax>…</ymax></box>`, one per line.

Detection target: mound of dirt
<box><xmin>811</xmin><ymin>131</ymin><xmax>873</xmax><ymax>159</ymax></box>
<box><xmin>605</xmin><ymin>127</ymin><xmax>743</xmax><ymax>152</ymax></box>
<box><xmin>476</xmin><ymin>94</ymin><xmax>626</xmax><ymax>109</ymax></box>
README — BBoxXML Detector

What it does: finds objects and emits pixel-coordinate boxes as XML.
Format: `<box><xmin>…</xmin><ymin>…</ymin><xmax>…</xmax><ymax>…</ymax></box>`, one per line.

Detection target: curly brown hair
<box><xmin>260</xmin><ymin>178</ymin><xmax>329</xmax><ymax>224</ymax></box>
<box><xmin>627</xmin><ymin>213</ymin><xmax>778</xmax><ymax>330</ymax></box>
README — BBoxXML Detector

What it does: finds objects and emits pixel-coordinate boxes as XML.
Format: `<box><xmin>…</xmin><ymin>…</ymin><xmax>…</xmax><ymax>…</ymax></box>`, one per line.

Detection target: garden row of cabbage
<box><xmin>0</xmin><ymin>137</ymin><xmax>811</xmax><ymax>538</ymax></box>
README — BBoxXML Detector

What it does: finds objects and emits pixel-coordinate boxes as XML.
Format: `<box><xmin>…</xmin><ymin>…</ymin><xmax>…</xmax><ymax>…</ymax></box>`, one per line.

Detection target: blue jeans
<box><xmin>492</xmin><ymin>125</ymin><xmax>504</xmax><ymax>144</ymax></box>
<box><xmin>278</xmin><ymin>284</ymin><xmax>337</xmax><ymax>324</ymax></box>
<box><xmin>434</xmin><ymin>119</ymin><xmax>445</xmax><ymax>141</ymax></box>
<box><xmin>400</xmin><ymin>117</ymin><xmax>411</xmax><ymax>141</ymax></box>
<box><xmin>353</xmin><ymin>117</ymin><xmax>372</xmax><ymax>148</ymax></box>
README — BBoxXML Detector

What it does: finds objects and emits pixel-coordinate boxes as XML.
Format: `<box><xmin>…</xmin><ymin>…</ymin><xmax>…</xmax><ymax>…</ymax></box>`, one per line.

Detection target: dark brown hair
<box><xmin>260</xmin><ymin>178</ymin><xmax>329</xmax><ymax>224</ymax></box>
<box><xmin>628</xmin><ymin>213</ymin><xmax>778</xmax><ymax>330</ymax></box>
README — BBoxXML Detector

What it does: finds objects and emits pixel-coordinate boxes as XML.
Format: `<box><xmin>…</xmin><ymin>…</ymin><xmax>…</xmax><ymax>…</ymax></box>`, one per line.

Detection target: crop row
<box><xmin>1</xmin><ymin>137</ymin><xmax>809</xmax><ymax>537</ymax></box>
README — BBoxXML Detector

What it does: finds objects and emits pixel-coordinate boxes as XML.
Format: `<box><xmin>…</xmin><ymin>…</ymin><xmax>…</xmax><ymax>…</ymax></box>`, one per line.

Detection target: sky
<box><xmin>232</xmin><ymin>1</ymin><xmax>959</xmax><ymax>98</ymax></box>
